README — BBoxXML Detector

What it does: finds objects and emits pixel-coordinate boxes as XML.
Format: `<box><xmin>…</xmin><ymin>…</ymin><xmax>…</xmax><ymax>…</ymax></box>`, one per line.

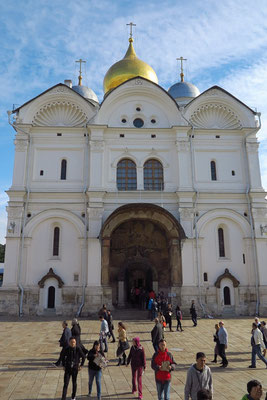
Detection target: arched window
<box><xmin>218</xmin><ymin>227</ymin><xmax>225</xmax><ymax>257</ymax></box>
<box><xmin>47</xmin><ymin>286</ymin><xmax>55</xmax><ymax>308</ymax></box>
<box><xmin>223</xmin><ymin>286</ymin><xmax>231</xmax><ymax>305</ymax></box>
<box><xmin>117</xmin><ymin>159</ymin><xmax>137</xmax><ymax>191</ymax></box>
<box><xmin>53</xmin><ymin>227</ymin><xmax>60</xmax><ymax>256</ymax></box>
<box><xmin>210</xmin><ymin>160</ymin><xmax>217</xmax><ymax>181</ymax></box>
<box><xmin>144</xmin><ymin>159</ymin><xmax>164</xmax><ymax>191</ymax></box>
<box><xmin>61</xmin><ymin>159</ymin><xmax>67</xmax><ymax>180</ymax></box>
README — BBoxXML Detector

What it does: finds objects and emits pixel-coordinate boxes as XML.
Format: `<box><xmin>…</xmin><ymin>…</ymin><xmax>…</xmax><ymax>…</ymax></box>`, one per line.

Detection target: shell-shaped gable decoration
<box><xmin>189</xmin><ymin>104</ymin><xmax>242</xmax><ymax>129</ymax></box>
<box><xmin>32</xmin><ymin>101</ymin><xmax>88</xmax><ymax>127</ymax></box>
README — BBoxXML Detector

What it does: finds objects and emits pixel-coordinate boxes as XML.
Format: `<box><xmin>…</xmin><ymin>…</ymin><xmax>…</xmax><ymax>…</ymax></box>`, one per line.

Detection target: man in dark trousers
<box><xmin>61</xmin><ymin>337</ymin><xmax>85</xmax><ymax>400</ymax></box>
<box><xmin>190</xmin><ymin>300</ymin><xmax>197</xmax><ymax>327</ymax></box>
<box><xmin>107</xmin><ymin>309</ymin><xmax>116</xmax><ymax>342</ymax></box>
<box><xmin>53</xmin><ymin>321</ymin><xmax>71</xmax><ymax>367</ymax></box>
<box><xmin>151</xmin><ymin>318</ymin><xmax>163</xmax><ymax>352</ymax></box>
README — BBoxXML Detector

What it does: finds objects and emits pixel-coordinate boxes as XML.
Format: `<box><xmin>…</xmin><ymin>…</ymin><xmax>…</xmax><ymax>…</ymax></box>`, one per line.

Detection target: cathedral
<box><xmin>1</xmin><ymin>31</ymin><xmax>267</xmax><ymax>316</ymax></box>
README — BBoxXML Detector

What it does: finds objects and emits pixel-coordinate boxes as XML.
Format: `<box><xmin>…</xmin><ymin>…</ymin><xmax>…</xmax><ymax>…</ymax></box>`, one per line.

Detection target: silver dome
<box><xmin>72</xmin><ymin>85</ymin><xmax>99</xmax><ymax>103</ymax></box>
<box><xmin>168</xmin><ymin>81</ymin><xmax>200</xmax><ymax>99</ymax></box>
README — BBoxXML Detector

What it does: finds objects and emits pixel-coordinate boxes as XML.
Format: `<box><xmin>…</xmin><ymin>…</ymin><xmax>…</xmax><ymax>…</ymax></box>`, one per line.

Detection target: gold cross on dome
<box><xmin>75</xmin><ymin>58</ymin><xmax>86</xmax><ymax>86</ymax></box>
<box><xmin>126</xmin><ymin>22</ymin><xmax>136</xmax><ymax>39</ymax></box>
<box><xmin>176</xmin><ymin>56</ymin><xmax>187</xmax><ymax>82</ymax></box>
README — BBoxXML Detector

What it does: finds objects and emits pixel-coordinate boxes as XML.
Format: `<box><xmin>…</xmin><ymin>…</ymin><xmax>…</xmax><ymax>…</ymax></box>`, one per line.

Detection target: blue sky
<box><xmin>0</xmin><ymin>0</ymin><xmax>267</xmax><ymax>243</ymax></box>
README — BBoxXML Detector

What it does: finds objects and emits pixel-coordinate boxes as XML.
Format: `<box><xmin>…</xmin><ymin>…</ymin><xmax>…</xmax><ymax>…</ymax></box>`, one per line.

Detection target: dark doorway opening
<box><xmin>125</xmin><ymin>264</ymin><xmax>153</xmax><ymax>303</ymax></box>
<box><xmin>48</xmin><ymin>286</ymin><xmax>55</xmax><ymax>308</ymax></box>
<box><xmin>223</xmin><ymin>286</ymin><xmax>231</xmax><ymax>305</ymax></box>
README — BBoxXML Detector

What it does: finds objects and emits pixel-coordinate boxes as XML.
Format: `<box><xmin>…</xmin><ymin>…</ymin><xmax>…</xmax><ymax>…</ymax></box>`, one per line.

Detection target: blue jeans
<box><xmin>251</xmin><ymin>344</ymin><xmax>267</xmax><ymax>367</ymax></box>
<box><xmin>88</xmin><ymin>369</ymin><xmax>102</xmax><ymax>399</ymax></box>
<box><xmin>100</xmin><ymin>337</ymin><xmax>108</xmax><ymax>352</ymax></box>
<box><xmin>156</xmin><ymin>380</ymin><xmax>171</xmax><ymax>400</ymax></box>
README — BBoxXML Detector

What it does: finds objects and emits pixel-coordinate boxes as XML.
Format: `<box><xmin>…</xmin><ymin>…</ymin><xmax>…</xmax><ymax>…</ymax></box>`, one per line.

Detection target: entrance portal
<box><xmin>100</xmin><ymin>203</ymin><xmax>186</xmax><ymax>307</ymax></box>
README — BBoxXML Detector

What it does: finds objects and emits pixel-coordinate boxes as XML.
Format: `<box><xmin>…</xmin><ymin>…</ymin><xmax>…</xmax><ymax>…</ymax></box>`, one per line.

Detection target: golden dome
<box><xmin>103</xmin><ymin>38</ymin><xmax>158</xmax><ymax>94</ymax></box>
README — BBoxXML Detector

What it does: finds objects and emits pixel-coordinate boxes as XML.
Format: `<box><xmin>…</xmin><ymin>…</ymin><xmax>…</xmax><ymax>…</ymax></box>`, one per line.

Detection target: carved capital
<box><xmin>14</xmin><ymin>139</ymin><xmax>28</xmax><ymax>152</ymax></box>
<box><xmin>246</xmin><ymin>142</ymin><xmax>259</xmax><ymax>153</ymax></box>
<box><xmin>90</xmin><ymin>140</ymin><xmax>104</xmax><ymax>152</ymax></box>
<box><xmin>179</xmin><ymin>208</ymin><xmax>194</xmax><ymax>219</ymax></box>
<box><xmin>176</xmin><ymin>140</ymin><xmax>190</xmax><ymax>152</ymax></box>
<box><xmin>88</xmin><ymin>207</ymin><xmax>103</xmax><ymax>220</ymax></box>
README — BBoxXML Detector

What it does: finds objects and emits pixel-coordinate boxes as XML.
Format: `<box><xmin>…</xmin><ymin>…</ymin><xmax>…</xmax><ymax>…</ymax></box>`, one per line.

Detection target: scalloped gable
<box><xmin>184</xmin><ymin>85</ymin><xmax>257</xmax><ymax>129</ymax></box>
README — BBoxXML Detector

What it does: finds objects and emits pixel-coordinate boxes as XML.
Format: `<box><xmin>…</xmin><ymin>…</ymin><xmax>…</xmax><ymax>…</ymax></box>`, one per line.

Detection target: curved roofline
<box><xmin>12</xmin><ymin>83</ymin><xmax>97</xmax><ymax>113</ymax></box>
<box><xmin>100</xmin><ymin>76</ymin><xmax>180</xmax><ymax>111</ymax></box>
<box><xmin>185</xmin><ymin>85</ymin><xmax>256</xmax><ymax>114</ymax></box>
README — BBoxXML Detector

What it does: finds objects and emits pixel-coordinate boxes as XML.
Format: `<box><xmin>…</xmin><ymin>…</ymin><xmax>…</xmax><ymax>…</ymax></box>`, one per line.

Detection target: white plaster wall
<box><xmin>87</xmin><ymin>238</ymin><xmax>101</xmax><ymax>286</ymax></box>
<box><xmin>25</xmin><ymin>217</ymin><xmax>82</xmax><ymax>286</ymax></box>
<box><xmin>2</xmin><ymin>239</ymin><xmax>20</xmax><ymax>287</ymax></box>
<box><xmin>199</xmin><ymin>217</ymin><xmax>250</xmax><ymax>286</ymax></box>
<box><xmin>181</xmin><ymin>239</ymin><xmax>195</xmax><ymax>286</ymax></box>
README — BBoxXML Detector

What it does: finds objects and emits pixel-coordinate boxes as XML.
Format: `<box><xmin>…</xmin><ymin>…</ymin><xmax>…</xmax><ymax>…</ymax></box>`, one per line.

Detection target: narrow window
<box><xmin>218</xmin><ymin>227</ymin><xmax>225</xmax><ymax>257</ymax></box>
<box><xmin>61</xmin><ymin>159</ymin><xmax>67</xmax><ymax>180</ymax></box>
<box><xmin>144</xmin><ymin>159</ymin><xmax>164</xmax><ymax>191</ymax></box>
<box><xmin>223</xmin><ymin>286</ymin><xmax>231</xmax><ymax>305</ymax></box>
<box><xmin>117</xmin><ymin>159</ymin><xmax>137</xmax><ymax>191</ymax></box>
<box><xmin>243</xmin><ymin>253</ymin><xmax>246</xmax><ymax>264</ymax></box>
<box><xmin>203</xmin><ymin>272</ymin><xmax>208</xmax><ymax>282</ymax></box>
<box><xmin>232</xmin><ymin>170</ymin><xmax>235</xmax><ymax>176</ymax></box>
<box><xmin>53</xmin><ymin>227</ymin><xmax>60</xmax><ymax>256</ymax></box>
<box><xmin>211</xmin><ymin>161</ymin><xmax>217</xmax><ymax>181</ymax></box>
<box><xmin>40</xmin><ymin>170</ymin><xmax>44</xmax><ymax>176</ymax></box>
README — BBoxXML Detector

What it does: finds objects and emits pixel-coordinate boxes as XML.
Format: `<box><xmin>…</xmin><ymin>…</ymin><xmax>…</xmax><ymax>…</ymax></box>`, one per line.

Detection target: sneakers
<box><xmin>248</xmin><ymin>365</ymin><xmax>256</xmax><ymax>368</ymax></box>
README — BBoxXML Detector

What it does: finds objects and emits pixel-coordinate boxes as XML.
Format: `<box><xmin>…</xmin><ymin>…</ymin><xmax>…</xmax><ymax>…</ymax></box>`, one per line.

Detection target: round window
<box><xmin>121</xmin><ymin>118</ymin><xmax>127</xmax><ymax>123</ymax></box>
<box><xmin>133</xmin><ymin>118</ymin><xmax>144</xmax><ymax>128</ymax></box>
<box><xmin>151</xmin><ymin>119</ymin><xmax>156</xmax><ymax>124</ymax></box>
<box><xmin>136</xmin><ymin>107</ymin><xmax>141</xmax><ymax>112</ymax></box>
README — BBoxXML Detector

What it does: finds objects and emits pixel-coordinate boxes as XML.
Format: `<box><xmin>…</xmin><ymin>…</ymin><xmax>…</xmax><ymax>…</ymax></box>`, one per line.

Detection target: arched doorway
<box><xmin>100</xmin><ymin>204</ymin><xmax>186</xmax><ymax>307</ymax></box>
<box><xmin>48</xmin><ymin>286</ymin><xmax>55</xmax><ymax>308</ymax></box>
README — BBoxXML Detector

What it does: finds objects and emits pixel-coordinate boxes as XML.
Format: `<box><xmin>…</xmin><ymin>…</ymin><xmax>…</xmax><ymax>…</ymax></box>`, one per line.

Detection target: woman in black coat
<box><xmin>87</xmin><ymin>340</ymin><xmax>105</xmax><ymax>400</ymax></box>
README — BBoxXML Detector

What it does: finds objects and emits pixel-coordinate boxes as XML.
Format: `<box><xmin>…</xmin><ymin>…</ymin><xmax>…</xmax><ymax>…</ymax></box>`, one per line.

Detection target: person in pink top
<box><xmin>126</xmin><ymin>337</ymin><xmax>146</xmax><ymax>400</ymax></box>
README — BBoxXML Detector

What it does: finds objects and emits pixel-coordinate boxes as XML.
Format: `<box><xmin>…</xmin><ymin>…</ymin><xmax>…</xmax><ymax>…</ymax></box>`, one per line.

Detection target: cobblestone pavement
<box><xmin>0</xmin><ymin>316</ymin><xmax>266</xmax><ymax>399</ymax></box>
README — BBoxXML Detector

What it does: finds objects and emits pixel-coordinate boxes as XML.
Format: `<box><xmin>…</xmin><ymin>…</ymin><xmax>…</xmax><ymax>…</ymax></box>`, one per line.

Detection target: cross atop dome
<box><xmin>75</xmin><ymin>58</ymin><xmax>86</xmax><ymax>86</ymax></box>
<box><xmin>176</xmin><ymin>56</ymin><xmax>187</xmax><ymax>82</ymax></box>
<box><xmin>126</xmin><ymin>22</ymin><xmax>136</xmax><ymax>41</ymax></box>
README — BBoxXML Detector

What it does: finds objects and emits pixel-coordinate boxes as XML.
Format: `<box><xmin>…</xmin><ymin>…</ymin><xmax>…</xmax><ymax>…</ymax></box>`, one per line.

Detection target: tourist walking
<box><xmin>218</xmin><ymin>321</ymin><xmax>228</xmax><ymax>368</ymax></box>
<box><xmin>107</xmin><ymin>309</ymin><xmax>116</xmax><ymax>342</ymax></box>
<box><xmin>164</xmin><ymin>303</ymin><xmax>173</xmax><ymax>332</ymax></box>
<box><xmin>158</xmin><ymin>311</ymin><xmax>166</xmax><ymax>331</ymax></box>
<box><xmin>211</xmin><ymin>323</ymin><xmax>220</xmax><ymax>363</ymax></box>
<box><xmin>99</xmin><ymin>315</ymin><xmax>109</xmax><ymax>353</ymax></box>
<box><xmin>184</xmin><ymin>352</ymin><xmax>213</xmax><ymax>400</ymax></box>
<box><xmin>116</xmin><ymin>322</ymin><xmax>129</xmax><ymax>365</ymax></box>
<box><xmin>151</xmin><ymin>339</ymin><xmax>177</xmax><ymax>400</ymax></box>
<box><xmin>61</xmin><ymin>337</ymin><xmax>85</xmax><ymax>400</ymax></box>
<box><xmin>249</xmin><ymin>322</ymin><xmax>267</xmax><ymax>369</ymax></box>
<box><xmin>71</xmin><ymin>318</ymin><xmax>81</xmax><ymax>346</ymax></box>
<box><xmin>87</xmin><ymin>340</ymin><xmax>106</xmax><ymax>400</ymax></box>
<box><xmin>190</xmin><ymin>300</ymin><xmax>197</xmax><ymax>327</ymax></box>
<box><xmin>241</xmin><ymin>379</ymin><xmax>263</xmax><ymax>400</ymax></box>
<box><xmin>127</xmin><ymin>337</ymin><xmax>146</xmax><ymax>400</ymax></box>
<box><xmin>151</xmin><ymin>318</ymin><xmax>163</xmax><ymax>352</ymax></box>
<box><xmin>53</xmin><ymin>321</ymin><xmax>71</xmax><ymax>367</ymax></box>
<box><xmin>260</xmin><ymin>321</ymin><xmax>267</xmax><ymax>347</ymax></box>
<box><xmin>175</xmin><ymin>306</ymin><xmax>183</xmax><ymax>331</ymax></box>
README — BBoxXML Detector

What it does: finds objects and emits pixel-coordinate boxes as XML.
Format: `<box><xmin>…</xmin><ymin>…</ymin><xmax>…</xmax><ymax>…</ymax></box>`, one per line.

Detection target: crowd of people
<box><xmin>52</xmin><ymin>304</ymin><xmax>267</xmax><ymax>400</ymax></box>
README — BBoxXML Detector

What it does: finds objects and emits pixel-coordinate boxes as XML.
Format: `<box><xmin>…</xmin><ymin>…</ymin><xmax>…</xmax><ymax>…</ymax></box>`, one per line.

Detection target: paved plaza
<box><xmin>0</xmin><ymin>316</ymin><xmax>266</xmax><ymax>399</ymax></box>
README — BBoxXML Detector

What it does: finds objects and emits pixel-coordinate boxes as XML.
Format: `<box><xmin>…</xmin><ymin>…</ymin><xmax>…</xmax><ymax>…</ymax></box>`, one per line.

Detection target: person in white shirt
<box><xmin>99</xmin><ymin>315</ymin><xmax>109</xmax><ymax>353</ymax></box>
<box><xmin>249</xmin><ymin>322</ymin><xmax>267</xmax><ymax>369</ymax></box>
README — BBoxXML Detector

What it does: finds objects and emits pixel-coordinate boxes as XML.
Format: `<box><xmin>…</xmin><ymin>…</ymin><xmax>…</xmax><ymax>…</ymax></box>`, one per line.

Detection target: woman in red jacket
<box><xmin>151</xmin><ymin>339</ymin><xmax>176</xmax><ymax>400</ymax></box>
<box><xmin>126</xmin><ymin>337</ymin><xmax>146</xmax><ymax>400</ymax></box>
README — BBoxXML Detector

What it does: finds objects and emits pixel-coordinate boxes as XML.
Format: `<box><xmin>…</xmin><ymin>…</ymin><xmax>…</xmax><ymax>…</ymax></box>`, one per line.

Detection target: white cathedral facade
<box><xmin>1</xmin><ymin>36</ymin><xmax>267</xmax><ymax>316</ymax></box>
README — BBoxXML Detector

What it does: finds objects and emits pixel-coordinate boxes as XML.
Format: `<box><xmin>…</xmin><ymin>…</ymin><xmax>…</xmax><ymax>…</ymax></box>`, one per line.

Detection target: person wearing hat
<box><xmin>218</xmin><ymin>321</ymin><xmax>228</xmax><ymax>368</ymax></box>
<box><xmin>126</xmin><ymin>337</ymin><xmax>146</xmax><ymax>400</ymax></box>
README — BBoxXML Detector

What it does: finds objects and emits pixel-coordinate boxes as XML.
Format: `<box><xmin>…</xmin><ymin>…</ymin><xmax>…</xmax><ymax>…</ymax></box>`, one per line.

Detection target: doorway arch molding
<box><xmin>100</xmin><ymin>203</ymin><xmax>186</xmax><ymax>286</ymax></box>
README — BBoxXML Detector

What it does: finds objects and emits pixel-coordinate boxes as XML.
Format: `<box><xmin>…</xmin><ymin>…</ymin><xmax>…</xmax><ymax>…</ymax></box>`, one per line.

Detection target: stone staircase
<box><xmin>112</xmin><ymin>308</ymin><xmax>150</xmax><ymax>320</ymax></box>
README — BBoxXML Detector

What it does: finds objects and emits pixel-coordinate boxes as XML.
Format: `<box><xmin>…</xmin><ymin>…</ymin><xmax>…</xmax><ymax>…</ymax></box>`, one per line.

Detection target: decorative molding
<box><xmin>189</xmin><ymin>104</ymin><xmax>242</xmax><ymax>129</ymax></box>
<box><xmin>214</xmin><ymin>268</ymin><xmax>240</xmax><ymax>288</ymax></box>
<box><xmin>179</xmin><ymin>208</ymin><xmax>194</xmax><ymax>219</ymax></box>
<box><xmin>176</xmin><ymin>140</ymin><xmax>190</xmax><ymax>152</ymax></box>
<box><xmin>38</xmin><ymin>267</ymin><xmax>64</xmax><ymax>288</ymax></box>
<box><xmin>88</xmin><ymin>207</ymin><xmax>103</xmax><ymax>220</ymax></box>
<box><xmin>90</xmin><ymin>140</ymin><xmax>104</xmax><ymax>152</ymax></box>
<box><xmin>246</xmin><ymin>142</ymin><xmax>259</xmax><ymax>153</ymax></box>
<box><xmin>48</xmin><ymin>87</ymin><xmax>68</xmax><ymax>94</ymax></box>
<box><xmin>15</xmin><ymin>139</ymin><xmax>28</xmax><ymax>152</ymax></box>
<box><xmin>201</xmin><ymin>89</ymin><xmax>229</xmax><ymax>98</ymax></box>
<box><xmin>32</xmin><ymin>101</ymin><xmax>88</xmax><ymax>127</ymax></box>
<box><xmin>7</xmin><ymin>207</ymin><xmax>23</xmax><ymax>218</ymax></box>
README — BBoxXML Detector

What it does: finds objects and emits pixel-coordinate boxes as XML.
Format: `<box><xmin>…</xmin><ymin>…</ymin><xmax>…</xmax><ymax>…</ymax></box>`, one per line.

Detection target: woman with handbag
<box><xmin>126</xmin><ymin>337</ymin><xmax>146</xmax><ymax>400</ymax></box>
<box><xmin>117</xmin><ymin>321</ymin><xmax>129</xmax><ymax>366</ymax></box>
<box><xmin>87</xmin><ymin>340</ymin><xmax>107</xmax><ymax>400</ymax></box>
